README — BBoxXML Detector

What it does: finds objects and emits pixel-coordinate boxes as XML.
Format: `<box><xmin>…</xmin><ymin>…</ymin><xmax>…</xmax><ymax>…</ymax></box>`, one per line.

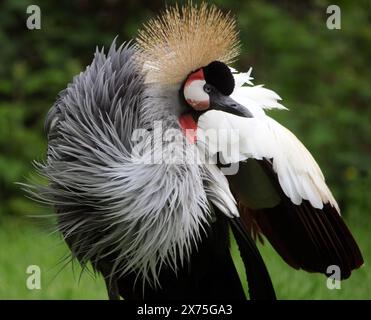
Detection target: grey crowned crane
<box><xmin>30</xmin><ymin>3</ymin><xmax>363</xmax><ymax>300</ymax></box>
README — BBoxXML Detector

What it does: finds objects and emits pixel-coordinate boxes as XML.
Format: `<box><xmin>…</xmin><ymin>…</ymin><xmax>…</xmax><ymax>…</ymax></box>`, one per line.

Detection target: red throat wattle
<box><xmin>179</xmin><ymin>113</ymin><xmax>197</xmax><ymax>144</ymax></box>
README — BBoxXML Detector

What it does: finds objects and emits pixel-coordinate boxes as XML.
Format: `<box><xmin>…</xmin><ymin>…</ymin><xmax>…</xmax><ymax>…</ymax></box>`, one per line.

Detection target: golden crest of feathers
<box><xmin>136</xmin><ymin>2</ymin><xmax>240</xmax><ymax>85</ymax></box>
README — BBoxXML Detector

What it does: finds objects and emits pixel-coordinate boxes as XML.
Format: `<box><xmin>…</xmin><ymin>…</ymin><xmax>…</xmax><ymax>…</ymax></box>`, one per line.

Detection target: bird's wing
<box><xmin>197</xmin><ymin>69</ymin><xmax>364</xmax><ymax>278</ymax></box>
<box><xmin>197</xmin><ymin>110</ymin><xmax>338</xmax><ymax>212</ymax></box>
<box><xmin>232</xmin><ymin>159</ymin><xmax>364</xmax><ymax>279</ymax></box>
<box><xmin>198</xmin><ymin>67</ymin><xmax>338</xmax><ymax>211</ymax></box>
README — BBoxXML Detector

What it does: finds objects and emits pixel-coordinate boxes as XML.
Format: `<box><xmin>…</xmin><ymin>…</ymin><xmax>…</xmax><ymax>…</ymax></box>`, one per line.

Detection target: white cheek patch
<box><xmin>183</xmin><ymin>79</ymin><xmax>210</xmax><ymax>110</ymax></box>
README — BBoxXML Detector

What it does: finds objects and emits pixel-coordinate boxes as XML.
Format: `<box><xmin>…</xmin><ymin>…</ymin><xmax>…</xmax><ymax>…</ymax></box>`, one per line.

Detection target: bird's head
<box><xmin>182</xmin><ymin>60</ymin><xmax>251</xmax><ymax>118</ymax></box>
<box><xmin>136</xmin><ymin>2</ymin><xmax>250</xmax><ymax>142</ymax></box>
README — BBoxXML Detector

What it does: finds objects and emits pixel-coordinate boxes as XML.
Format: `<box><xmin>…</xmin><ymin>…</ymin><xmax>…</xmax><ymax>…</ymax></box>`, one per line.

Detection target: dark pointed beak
<box><xmin>210</xmin><ymin>90</ymin><xmax>252</xmax><ymax>118</ymax></box>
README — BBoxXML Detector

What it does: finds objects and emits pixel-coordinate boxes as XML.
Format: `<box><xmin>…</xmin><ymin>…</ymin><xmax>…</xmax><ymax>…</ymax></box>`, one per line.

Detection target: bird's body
<box><xmin>30</xmin><ymin>3</ymin><xmax>363</xmax><ymax>300</ymax></box>
<box><xmin>107</xmin><ymin>211</ymin><xmax>247</xmax><ymax>300</ymax></box>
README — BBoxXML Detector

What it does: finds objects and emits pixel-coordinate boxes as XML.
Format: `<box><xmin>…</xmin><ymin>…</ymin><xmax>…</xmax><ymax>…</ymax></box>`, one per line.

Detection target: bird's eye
<box><xmin>203</xmin><ymin>84</ymin><xmax>212</xmax><ymax>94</ymax></box>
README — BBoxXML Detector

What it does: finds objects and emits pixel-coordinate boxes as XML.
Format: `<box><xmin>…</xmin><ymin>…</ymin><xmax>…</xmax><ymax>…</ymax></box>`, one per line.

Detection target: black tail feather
<box><xmin>230</xmin><ymin>217</ymin><xmax>276</xmax><ymax>300</ymax></box>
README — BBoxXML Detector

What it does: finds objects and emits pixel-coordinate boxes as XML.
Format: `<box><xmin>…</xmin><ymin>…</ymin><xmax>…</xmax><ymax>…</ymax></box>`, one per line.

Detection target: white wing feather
<box><xmin>197</xmin><ymin>68</ymin><xmax>339</xmax><ymax>212</ymax></box>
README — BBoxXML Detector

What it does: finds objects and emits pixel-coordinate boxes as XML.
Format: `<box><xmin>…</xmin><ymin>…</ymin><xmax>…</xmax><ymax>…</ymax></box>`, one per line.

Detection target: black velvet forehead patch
<box><xmin>202</xmin><ymin>61</ymin><xmax>235</xmax><ymax>96</ymax></box>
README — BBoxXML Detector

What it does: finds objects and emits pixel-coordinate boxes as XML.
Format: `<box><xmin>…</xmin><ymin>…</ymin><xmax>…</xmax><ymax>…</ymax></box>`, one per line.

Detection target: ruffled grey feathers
<box><xmin>28</xmin><ymin>40</ymin><xmax>237</xmax><ymax>286</ymax></box>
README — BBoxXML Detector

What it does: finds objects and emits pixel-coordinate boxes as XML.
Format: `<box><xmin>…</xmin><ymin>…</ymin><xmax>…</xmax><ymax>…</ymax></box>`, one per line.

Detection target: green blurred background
<box><xmin>0</xmin><ymin>0</ymin><xmax>370</xmax><ymax>299</ymax></box>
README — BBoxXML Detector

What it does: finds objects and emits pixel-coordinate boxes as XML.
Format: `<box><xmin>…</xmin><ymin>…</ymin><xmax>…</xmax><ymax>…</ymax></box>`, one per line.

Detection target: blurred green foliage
<box><xmin>0</xmin><ymin>0</ymin><xmax>370</xmax><ymax>298</ymax></box>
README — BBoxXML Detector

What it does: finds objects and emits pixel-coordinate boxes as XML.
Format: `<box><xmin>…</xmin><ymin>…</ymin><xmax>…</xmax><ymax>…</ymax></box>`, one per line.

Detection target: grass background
<box><xmin>0</xmin><ymin>215</ymin><xmax>368</xmax><ymax>299</ymax></box>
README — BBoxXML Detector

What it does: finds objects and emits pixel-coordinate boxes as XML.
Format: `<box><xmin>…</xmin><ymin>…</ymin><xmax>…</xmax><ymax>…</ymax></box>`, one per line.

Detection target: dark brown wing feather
<box><xmin>229</xmin><ymin>159</ymin><xmax>364</xmax><ymax>280</ymax></box>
